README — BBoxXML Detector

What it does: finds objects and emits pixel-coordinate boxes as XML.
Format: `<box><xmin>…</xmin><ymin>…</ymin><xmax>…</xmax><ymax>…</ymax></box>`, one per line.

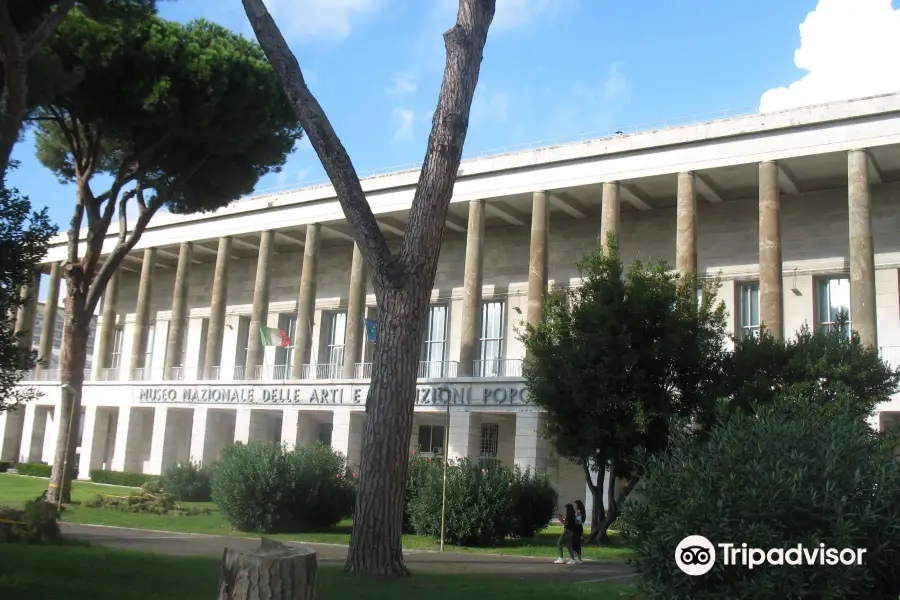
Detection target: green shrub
<box><xmin>619</xmin><ymin>388</ymin><xmax>900</xmax><ymax>600</ymax></box>
<box><xmin>409</xmin><ymin>458</ymin><xmax>517</xmax><ymax>547</ymax></box>
<box><xmin>89</xmin><ymin>469</ymin><xmax>155</xmax><ymax>487</ymax></box>
<box><xmin>0</xmin><ymin>461</ymin><xmax>10</xmax><ymax>473</ymax></box>
<box><xmin>211</xmin><ymin>442</ymin><xmax>355</xmax><ymax>533</ymax></box>
<box><xmin>0</xmin><ymin>501</ymin><xmax>60</xmax><ymax>544</ymax></box>
<box><xmin>15</xmin><ymin>462</ymin><xmax>51</xmax><ymax>477</ymax></box>
<box><xmin>83</xmin><ymin>480</ymin><xmax>212</xmax><ymax>516</ymax></box>
<box><xmin>403</xmin><ymin>451</ymin><xmax>436</xmax><ymax>534</ymax></box>
<box><xmin>160</xmin><ymin>461</ymin><xmax>212</xmax><ymax>502</ymax></box>
<box><xmin>508</xmin><ymin>466</ymin><xmax>557</xmax><ymax>538</ymax></box>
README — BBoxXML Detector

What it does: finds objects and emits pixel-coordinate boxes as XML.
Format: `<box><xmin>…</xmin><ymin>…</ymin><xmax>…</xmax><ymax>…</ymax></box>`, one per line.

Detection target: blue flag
<box><xmin>365</xmin><ymin>318</ymin><xmax>377</xmax><ymax>342</ymax></box>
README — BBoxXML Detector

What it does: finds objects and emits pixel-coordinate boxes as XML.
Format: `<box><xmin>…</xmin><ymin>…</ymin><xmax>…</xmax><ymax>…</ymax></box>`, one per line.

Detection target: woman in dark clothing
<box><xmin>573</xmin><ymin>499</ymin><xmax>587</xmax><ymax>561</ymax></box>
<box><xmin>554</xmin><ymin>503</ymin><xmax>580</xmax><ymax>564</ymax></box>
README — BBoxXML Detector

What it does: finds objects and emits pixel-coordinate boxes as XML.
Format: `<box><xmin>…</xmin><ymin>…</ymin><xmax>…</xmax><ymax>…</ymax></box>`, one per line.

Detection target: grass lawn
<box><xmin>0</xmin><ymin>473</ymin><xmax>633</xmax><ymax>560</ymax></box>
<box><xmin>0</xmin><ymin>543</ymin><xmax>640</xmax><ymax>600</ymax></box>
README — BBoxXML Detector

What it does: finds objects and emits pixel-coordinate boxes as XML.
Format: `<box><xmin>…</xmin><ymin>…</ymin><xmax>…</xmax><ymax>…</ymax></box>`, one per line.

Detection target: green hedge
<box><xmin>15</xmin><ymin>463</ymin><xmax>51</xmax><ymax>477</ymax></box>
<box><xmin>0</xmin><ymin>461</ymin><xmax>10</xmax><ymax>473</ymax></box>
<box><xmin>89</xmin><ymin>470</ymin><xmax>156</xmax><ymax>488</ymax></box>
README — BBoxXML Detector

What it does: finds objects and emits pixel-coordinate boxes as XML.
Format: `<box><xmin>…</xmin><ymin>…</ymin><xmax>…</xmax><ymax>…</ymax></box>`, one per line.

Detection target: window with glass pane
<box><xmin>196</xmin><ymin>318</ymin><xmax>209</xmax><ymax>375</ymax></box>
<box><xmin>327</xmin><ymin>312</ymin><xmax>347</xmax><ymax>378</ymax></box>
<box><xmin>420</xmin><ymin>305</ymin><xmax>448</xmax><ymax>378</ymax></box>
<box><xmin>143</xmin><ymin>323</ymin><xmax>156</xmax><ymax>371</ymax></box>
<box><xmin>234</xmin><ymin>317</ymin><xmax>250</xmax><ymax>378</ymax></box>
<box><xmin>417</xmin><ymin>424</ymin><xmax>445</xmax><ymax>455</ymax></box>
<box><xmin>816</xmin><ymin>277</ymin><xmax>851</xmax><ymax>335</ymax></box>
<box><xmin>178</xmin><ymin>317</ymin><xmax>189</xmax><ymax>368</ymax></box>
<box><xmin>109</xmin><ymin>326</ymin><xmax>124</xmax><ymax>370</ymax></box>
<box><xmin>274</xmin><ymin>313</ymin><xmax>297</xmax><ymax>378</ymax></box>
<box><xmin>736</xmin><ymin>282</ymin><xmax>760</xmax><ymax>340</ymax></box>
<box><xmin>479</xmin><ymin>301</ymin><xmax>505</xmax><ymax>376</ymax></box>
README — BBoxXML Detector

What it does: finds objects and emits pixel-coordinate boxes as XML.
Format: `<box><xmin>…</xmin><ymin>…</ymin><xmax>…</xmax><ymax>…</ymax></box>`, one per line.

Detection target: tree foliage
<box><xmin>37</xmin><ymin>3</ymin><xmax>302</xmax><ymax>504</ymax></box>
<box><xmin>520</xmin><ymin>235</ymin><xmax>729</xmax><ymax>542</ymax></box>
<box><xmin>0</xmin><ymin>176</ymin><xmax>56</xmax><ymax>411</ymax></box>
<box><xmin>620</xmin><ymin>389</ymin><xmax>900</xmax><ymax>600</ymax></box>
<box><xmin>707</xmin><ymin>318</ymin><xmax>900</xmax><ymax>427</ymax></box>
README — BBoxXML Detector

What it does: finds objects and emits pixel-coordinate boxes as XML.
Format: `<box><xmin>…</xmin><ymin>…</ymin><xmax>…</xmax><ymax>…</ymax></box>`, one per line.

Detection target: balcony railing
<box><xmin>472</xmin><ymin>358</ymin><xmax>523</xmax><ymax>377</ymax></box>
<box><xmin>17</xmin><ymin>358</ymin><xmax>526</xmax><ymax>383</ymax></box>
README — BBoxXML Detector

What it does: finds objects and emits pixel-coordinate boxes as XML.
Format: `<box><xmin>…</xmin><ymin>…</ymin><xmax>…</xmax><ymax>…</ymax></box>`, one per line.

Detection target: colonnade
<box><xmin>14</xmin><ymin>149</ymin><xmax>881</xmax><ymax>385</ymax></box>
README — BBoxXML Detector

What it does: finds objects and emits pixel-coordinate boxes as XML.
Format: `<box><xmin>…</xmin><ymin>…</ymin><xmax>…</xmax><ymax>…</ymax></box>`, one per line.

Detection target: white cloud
<box><xmin>392</xmin><ymin>108</ymin><xmax>415</xmax><ymax>142</ymax></box>
<box><xmin>386</xmin><ymin>74</ymin><xmax>417</xmax><ymax>95</ymax></box>
<box><xmin>265</xmin><ymin>0</ymin><xmax>377</xmax><ymax>41</ymax></box>
<box><xmin>471</xmin><ymin>84</ymin><xmax>510</xmax><ymax>123</ymax></box>
<box><xmin>604</xmin><ymin>62</ymin><xmax>627</xmax><ymax>101</ymax></box>
<box><xmin>760</xmin><ymin>0</ymin><xmax>900</xmax><ymax>113</ymax></box>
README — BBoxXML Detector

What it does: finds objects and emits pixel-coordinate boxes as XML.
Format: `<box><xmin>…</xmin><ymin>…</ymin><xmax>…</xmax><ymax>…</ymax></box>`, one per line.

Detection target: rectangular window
<box><xmin>144</xmin><ymin>323</ymin><xmax>156</xmax><ymax>369</ymax></box>
<box><xmin>417</xmin><ymin>424</ymin><xmax>445</xmax><ymax>455</ymax></box>
<box><xmin>478</xmin><ymin>301</ymin><xmax>505</xmax><ymax>376</ymax></box>
<box><xmin>234</xmin><ymin>317</ymin><xmax>250</xmax><ymax>378</ymax></box>
<box><xmin>196</xmin><ymin>318</ymin><xmax>209</xmax><ymax>375</ymax></box>
<box><xmin>109</xmin><ymin>326</ymin><xmax>124</xmax><ymax>370</ymax></box>
<box><xmin>479</xmin><ymin>422</ymin><xmax>500</xmax><ymax>469</ymax></box>
<box><xmin>736</xmin><ymin>282</ymin><xmax>760</xmax><ymax>340</ymax></box>
<box><xmin>816</xmin><ymin>277</ymin><xmax>851</xmax><ymax>335</ymax></box>
<box><xmin>420</xmin><ymin>305</ymin><xmax>448</xmax><ymax>378</ymax></box>
<box><xmin>317</xmin><ymin>422</ymin><xmax>332</xmax><ymax>446</ymax></box>
<box><xmin>327</xmin><ymin>311</ymin><xmax>347</xmax><ymax>378</ymax></box>
<box><xmin>274</xmin><ymin>313</ymin><xmax>297</xmax><ymax>378</ymax></box>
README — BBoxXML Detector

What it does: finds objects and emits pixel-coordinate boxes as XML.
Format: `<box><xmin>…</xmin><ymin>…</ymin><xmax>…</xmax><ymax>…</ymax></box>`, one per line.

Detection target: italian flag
<box><xmin>259</xmin><ymin>326</ymin><xmax>291</xmax><ymax>348</ymax></box>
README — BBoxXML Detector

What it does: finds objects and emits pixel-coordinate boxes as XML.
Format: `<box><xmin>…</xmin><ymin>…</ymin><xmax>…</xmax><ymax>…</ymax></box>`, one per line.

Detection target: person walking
<box><xmin>572</xmin><ymin>499</ymin><xmax>586</xmax><ymax>562</ymax></box>
<box><xmin>554</xmin><ymin>503</ymin><xmax>580</xmax><ymax>564</ymax></box>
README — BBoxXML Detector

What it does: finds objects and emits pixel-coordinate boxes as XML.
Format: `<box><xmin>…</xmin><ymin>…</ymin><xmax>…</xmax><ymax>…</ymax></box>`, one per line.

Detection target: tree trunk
<box><xmin>217</xmin><ymin>538</ymin><xmax>317</xmax><ymax>600</ymax></box>
<box><xmin>583</xmin><ymin>461</ymin><xmax>608</xmax><ymax>544</ymax></box>
<box><xmin>45</xmin><ymin>288</ymin><xmax>89</xmax><ymax>504</ymax></box>
<box><xmin>345</xmin><ymin>285</ymin><xmax>431</xmax><ymax>576</ymax></box>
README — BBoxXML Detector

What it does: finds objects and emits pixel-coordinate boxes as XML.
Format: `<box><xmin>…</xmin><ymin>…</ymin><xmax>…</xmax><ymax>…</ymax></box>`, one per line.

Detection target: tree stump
<box><xmin>217</xmin><ymin>538</ymin><xmax>317</xmax><ymax>600</ymax></box>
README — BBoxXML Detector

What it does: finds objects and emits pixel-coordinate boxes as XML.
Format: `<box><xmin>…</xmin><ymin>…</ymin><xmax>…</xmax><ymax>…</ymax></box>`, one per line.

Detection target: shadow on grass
<box><xmin>0</xmin><ymin>542</ymin><xmax>638</xmax><ymax>600</ymax></box>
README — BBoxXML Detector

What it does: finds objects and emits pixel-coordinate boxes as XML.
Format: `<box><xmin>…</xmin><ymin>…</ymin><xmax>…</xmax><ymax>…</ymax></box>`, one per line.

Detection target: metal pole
<box><xmin>439</xmin><ymin>397</ymin><xmax>451</xmax><ymax>552</ymax></box>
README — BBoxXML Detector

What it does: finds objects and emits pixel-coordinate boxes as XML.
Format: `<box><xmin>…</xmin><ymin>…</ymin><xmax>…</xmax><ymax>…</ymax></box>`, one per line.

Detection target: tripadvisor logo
<box><xmin>675</xmin><ymin>535</ymin><xmax>868</xmax><ymax>576</ymax></box>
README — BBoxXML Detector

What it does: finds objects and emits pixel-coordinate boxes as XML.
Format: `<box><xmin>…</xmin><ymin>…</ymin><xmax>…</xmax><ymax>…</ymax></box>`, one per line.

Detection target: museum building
<box><xmin>3</xmin><ymin>92</ymin><xmax>900</xmax><ymax>514</ymax></box>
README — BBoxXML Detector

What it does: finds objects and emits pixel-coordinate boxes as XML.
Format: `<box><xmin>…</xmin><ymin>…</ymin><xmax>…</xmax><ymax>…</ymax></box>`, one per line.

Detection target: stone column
<box><xmin>459</xmin><ymin>199</ymin><xmax>485</xmax><ymax>376</ymax></box>
<box><xmin>245</xmin><ymin>230</ymin><xmax>275</xmax><ymax>380</ymax></box>
<box><xmin>17</xmin><ymin>402</ymin><xmax>37</xmax><ymax>463</ymax></box>
<box><xmin>759</xmin><ymin>161</ymin><xmax>784</xmax><ymax>339</ymax></box>
<box><xmin>292</xmin><ymin>224</ymin><xmax>321</xmax><ymax>379</ymax></box>
<box><xmin>527</xmin><ymin>191</ymin><xmax>550</xmax><ymax>327</ymax></box>
<box><xmin>128</xmin><ymin>248</ymin><xmax>156</xmax><ymax>380</ymax></box>
<box><xmin>600</xmin><ymin>182</ymin><xmax>620</xmax><ymax>253</ymax></box>
<box><xmin>848</xmin><ymin>149</ymin><xmax>878</xmax><ymax>348</ymax></box>
<box><xmin>203</xmin><ymin>236</ymin><xmax>232</xmax><ymax>380</ymax></box>
<box><xmin>76</xmin><ymin>406</ymin><xmax>99</xmax><ymax>480</ymax></box>
<box><xmin>14</xmin><ymin>271</ymin><xmax>40</xmax><ymax>354</ymax></box>
<box><xmin>280</xmin><ymin>408</ymin><xmax>300</xmax><ymax>450</ymax></box>
<box><xmin>94</xmin><ymin>270</ymin><xmax>121</xmax><ymax>380</ymax></box>
<box><xmin>188</xmin><ymin>406</ymin><xmax>209</xmax><ymax>465</ymax></box>
<box><xmin>35</xmin><ymin>263</ymin><xmax>62</xmax><ymax>375</ymax></box>
<box><xmin>676</xmin><ymin>172</ymin><xmax>698</xmax><ymax>277</ymax></box>
<box><xmin>146</xmin><ymin>406</ymin><xmax>169</xmax><ymax>475</ymax></box>
<box><xmin>163</xmin><ymin>243</ymin><xmax>192</xmax><ymax>379</ymax></box>
<box><xmin>234</xmin><ymin>408</ymin><xmax>252</xmax><ymax>444</ymax></box>
<box><xmin>342</xmin><ymin>243</ymin><xmax>367</xmax><ymax>379</ymax></box>
<box><xmin>514</xmin><ymin>411</ymin><xmax>549</xmax><ymax>473</ymax></box>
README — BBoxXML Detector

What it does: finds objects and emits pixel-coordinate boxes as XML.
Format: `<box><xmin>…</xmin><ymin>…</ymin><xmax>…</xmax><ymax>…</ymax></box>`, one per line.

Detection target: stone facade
<box><xmin>4</xmin><ymin>93</ymin><xmax>900</xmax><ymax>524</ymax></box>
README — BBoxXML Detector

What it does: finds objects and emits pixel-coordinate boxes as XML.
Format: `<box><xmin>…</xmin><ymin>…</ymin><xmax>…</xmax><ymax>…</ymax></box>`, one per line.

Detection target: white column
<box><xmin>110</xmin><ymin>406</ymin><xmax>133</xmax><ymax>472</ymax></box>
<box><xmin>146</xmin><ymin>406</ymin><xmax>169</xmax><ymax>475</ymax></box>
<box><xmin>189</xmin><ymin>406</ymin><xmax>209</xmax><ymax>464</ymax></box>
<box><xmin>17</xmin><ymin>402</ymin><xmax>37</xmax><ymax>463</ymax></box>
<box><xmin>41</xmin><ymin>407</ymin><xmax>58</xmax><ymax>465</ymax></box>
<box><xmin>77</xmin><ymin>407</ymin><xmax>99</xmax><ymax>479</ymax></box>
<box><xmin>280</xmin><ymin>408</ymin><xmax>300</xmax><ymax>449</ymax></box>
<box><xmin>447</xmin><ymin>411</ymin><xmax>477</xmax><ymax>462</ymax></box>
<box><xmin>331</xmin><ymin>410</ymin><xmax>363</xmax><ymax>469</ymax></box>
<box><xmin>234</xmin><ymin>408</ymin><xmax>252</xmax><ymax>443</ymax></box>
<box><xmin>513</xmin><ymin>411</ymin><xmax>549</xmax><ymax>472</ymax></box>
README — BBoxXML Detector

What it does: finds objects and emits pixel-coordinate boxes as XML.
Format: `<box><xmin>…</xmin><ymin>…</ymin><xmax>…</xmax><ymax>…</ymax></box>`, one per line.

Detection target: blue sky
<box><xmin>7</xmin><ymin>0</ymin><xmax>900</xmax><ymax>245</ymax></box>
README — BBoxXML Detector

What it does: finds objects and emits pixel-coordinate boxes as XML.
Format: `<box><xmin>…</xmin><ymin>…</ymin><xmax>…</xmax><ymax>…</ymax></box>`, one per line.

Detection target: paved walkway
<box><xmin>60</xmin><ymin>523</ymin><xmax>636</xmax><ymax>584</ymax></box>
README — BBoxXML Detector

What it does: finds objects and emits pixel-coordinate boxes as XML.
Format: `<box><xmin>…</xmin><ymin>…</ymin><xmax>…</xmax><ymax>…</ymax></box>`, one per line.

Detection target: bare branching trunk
<box><xmin>241</xmin><ymin>0</ymin><xmax>496</xmax><ymax>575</ymax></box>
<box><xmin>0</xmin><ymin>0</ymin><xmax>76</xmax><ymax>181</ymax></box>
<box><xmin>585</xmin><ymin>460</ymin><xmax>640</xmax><ymax>545</ymax></box>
